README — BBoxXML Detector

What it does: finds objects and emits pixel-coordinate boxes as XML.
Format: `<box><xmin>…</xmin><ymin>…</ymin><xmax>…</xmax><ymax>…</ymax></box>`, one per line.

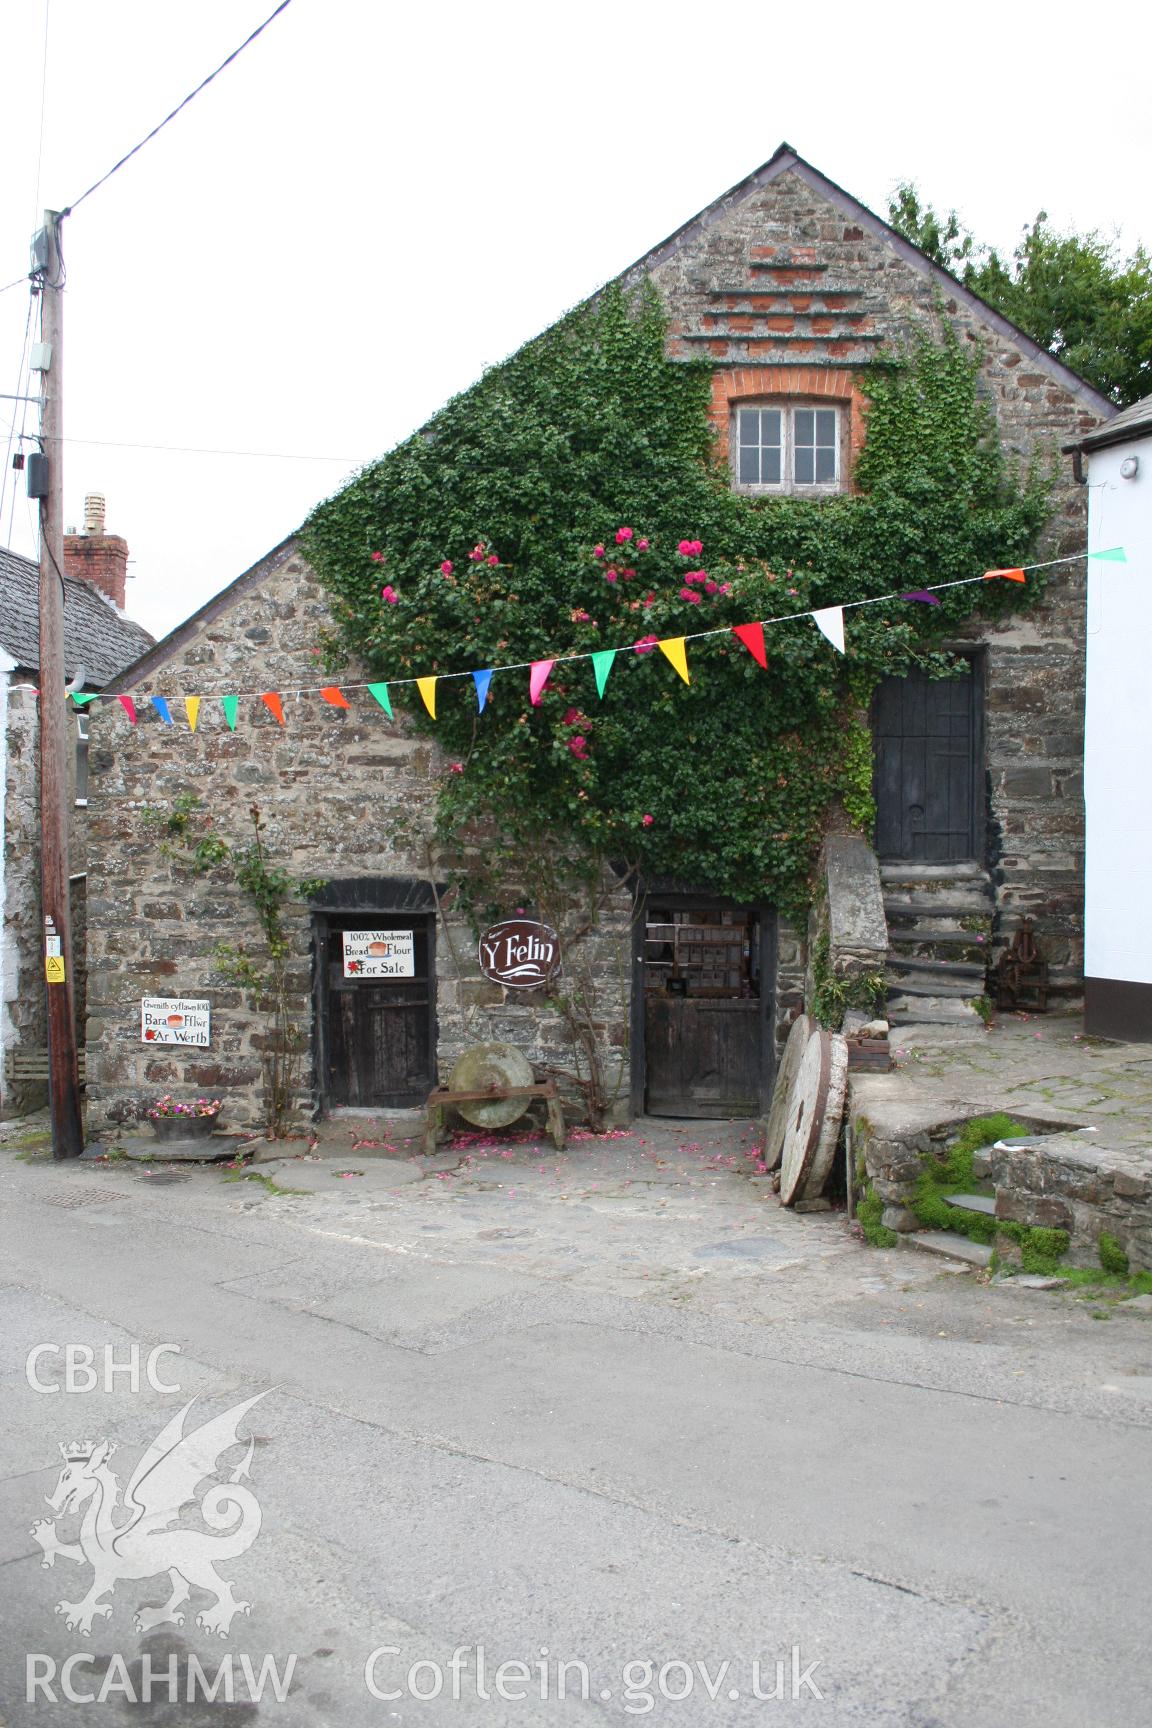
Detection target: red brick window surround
<box><xmin>710</xmin><ymin>367</ymin><xmax>868</xmax><ymax>494</ymax></box>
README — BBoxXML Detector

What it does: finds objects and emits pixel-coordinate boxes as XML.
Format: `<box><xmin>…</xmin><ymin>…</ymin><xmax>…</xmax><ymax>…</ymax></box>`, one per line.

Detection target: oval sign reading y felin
<box><xmin>478</xmin><ymin>920</ymin><xmax>561</xmax><ymax>990</ymax></box>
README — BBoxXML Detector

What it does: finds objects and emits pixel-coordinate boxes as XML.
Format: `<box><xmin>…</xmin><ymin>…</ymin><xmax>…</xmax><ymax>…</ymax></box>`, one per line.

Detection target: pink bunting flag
<box><xmin>529</xmin><ymin>659</ymin><xmax>555</xmax><ymax>706</ymax></box>
<box><xmin>117</xmin><ymin>695</ymin><xmax>137</xmax><ymax>725</ymax></box>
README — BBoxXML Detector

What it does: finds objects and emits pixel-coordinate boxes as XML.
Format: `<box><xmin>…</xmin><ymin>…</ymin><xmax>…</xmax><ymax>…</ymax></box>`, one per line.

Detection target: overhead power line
<box><xmin>52</xmin><ymin>432</ymin><xmax>361</xmax><ymax>463</ymax></box>
<box><xmin>62</xmin><ymin>0</ymin><xmax>296</xmax><ymax>216</ymax></box>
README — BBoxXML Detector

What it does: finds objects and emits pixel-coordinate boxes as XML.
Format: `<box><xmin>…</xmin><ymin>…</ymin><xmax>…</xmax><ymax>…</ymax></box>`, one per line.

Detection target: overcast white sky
<box><xmin>0</xmin><ymin>0</ymin><xmax>1146</xmax><ymax>640</ymax></box>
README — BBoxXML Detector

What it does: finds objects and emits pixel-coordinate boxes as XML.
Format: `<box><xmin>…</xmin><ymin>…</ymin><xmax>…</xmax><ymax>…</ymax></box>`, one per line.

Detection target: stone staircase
<box><xmin>881</xmin><ymin>862</ymin><xmax>995</xmax><ymax>1026</ymax></box>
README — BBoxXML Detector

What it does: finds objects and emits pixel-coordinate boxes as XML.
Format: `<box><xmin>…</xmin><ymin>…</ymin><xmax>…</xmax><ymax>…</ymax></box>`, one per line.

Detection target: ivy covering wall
<box><xmin>303</xmin><ymin>285</ymin><xmax>1051</xmax><ymax>917</ymax></box>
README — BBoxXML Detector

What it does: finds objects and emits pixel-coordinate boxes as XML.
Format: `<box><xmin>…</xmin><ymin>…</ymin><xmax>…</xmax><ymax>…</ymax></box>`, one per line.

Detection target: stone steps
<box><xmin>882</xmin><ymin>864</ymin><xmax>994</xmax><ymax>1025</ymax></box>
<box><xmin>901</xmin><ymin>1230</ymin><xmax>995</xmax><ymax>1268</ymax></box>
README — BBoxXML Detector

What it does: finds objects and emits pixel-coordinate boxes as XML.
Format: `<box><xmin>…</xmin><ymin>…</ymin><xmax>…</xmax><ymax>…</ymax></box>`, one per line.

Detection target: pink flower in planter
<box><xmin>642</xmin><ymin>813</ymin><xmax>654</xmax><ymax>826</ymax></box>
<box><xmin>615</xmin><ymin>526</ymin><xmax>634</xmax><ymax>543</ymax></box>
<box><xmin>440</xmin><ymin>560</ymin><xmax>453</xmax><ymax>576</ymax></box>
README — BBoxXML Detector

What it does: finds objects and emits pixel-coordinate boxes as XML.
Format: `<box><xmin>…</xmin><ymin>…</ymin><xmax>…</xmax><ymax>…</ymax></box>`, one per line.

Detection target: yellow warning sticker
<box><xmin>45</xmin><ymin>955</ymin><xmax>66</xmax><ymax>984</ymax></box>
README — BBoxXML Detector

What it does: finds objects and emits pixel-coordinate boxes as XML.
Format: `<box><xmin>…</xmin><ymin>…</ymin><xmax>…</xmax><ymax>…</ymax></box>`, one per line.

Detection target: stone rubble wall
<box><xmin>993</xmin><ymin>1137</ymin><xmax>1152</xmax><ymax>1274</ymax></box>
<box><xmin>84</xmin><ymin>549</ymin><xmax>633</xmax><ymax>1130</ymax></box>
<box><xmin>634</xmin><ymin>165</ymin><xmax>1107</xmax><ymax>992</ymax></box>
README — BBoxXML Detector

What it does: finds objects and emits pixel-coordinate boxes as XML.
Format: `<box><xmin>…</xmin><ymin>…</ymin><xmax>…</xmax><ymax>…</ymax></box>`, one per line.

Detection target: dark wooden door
<box><xmin>322</xmin><ymin>917</ymin><xmax>435</xmax><ymax>1108</ymax></box>
<box><xmin>873</xmin><ymin>667</ymin><xmax>981</xmax><ymax>862</ymax></box>
<box><xmin>645</xmin><ymin>998</ymin><xmax>761</xmax><ymax>1117</ymax></box>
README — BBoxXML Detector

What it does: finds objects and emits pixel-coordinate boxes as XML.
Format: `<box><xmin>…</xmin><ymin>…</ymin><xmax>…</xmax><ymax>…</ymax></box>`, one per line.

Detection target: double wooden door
<box><xmin>319</xmin><ymin>915</ymin><xmax>435</xmax><ymax>1108</ymax></box>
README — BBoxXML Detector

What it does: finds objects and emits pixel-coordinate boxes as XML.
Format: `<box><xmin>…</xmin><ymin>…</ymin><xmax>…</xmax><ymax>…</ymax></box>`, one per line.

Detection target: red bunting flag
<box><xmin>118</xmin><ymin>695</ymin><xmax>137</xmax><ymax>725</ymax></box>
<box><xmin>983</xmin><ymin>567</ymin><xmax>1026</xmax><ymax>583</ymax></box>
<box><xmin>320</xmin><ymin>686</ymin><xmax>350</xmax><ymax>708</ymax></box>
<box><xmin>262</xmin><ymin>692</ymin><xmax>285</xmax><ymax>725</ymax></box>
<box><xmin>732</xmin><ymin>622</ymin><xmax>768</xmax><ymax>669</ymax></box>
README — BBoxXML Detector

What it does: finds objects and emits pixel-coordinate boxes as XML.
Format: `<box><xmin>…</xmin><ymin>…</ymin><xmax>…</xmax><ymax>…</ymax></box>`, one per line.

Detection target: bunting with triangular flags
<box><xmin>221</xmin><ymin>696</ymin><xmax>239</xmax><ymax>731</ymax></box>
<box><xmin>983</xmin><ymin>567</ymin><xmax>1026</xmax><ymax>583</ymax></box>
<box><xmin>367</xmin><ymin>682</ymin><xmax>393</xmax><ymax>719</ymax></box>
<box><xmin>320</xmin><ymin>686</ymin><xmax>350</xmax><ymax>708</ymax></box>
<box><xmin>529</xmin><ymin>660</ymin><xmax>554</xmax><ymax>706</ymax></box>
<box><xmin>732</xmin><ymin>622</ymin><xmax>767</xmax><ymax>669</ymax></box>
<box><xmin>184</xmin><ymin>696</ymin><xmax>200</xmax><ymax>732</ymax></box>
<box><xmin>658</xmin><ymin>637</ymin><xmax>690</xmax><ymax>684</ymax></box>
<box><xmin>811</xmin><ymin>606</ymin><xmax>845</xmax><ymax>653</ymax></box>
<box><xmin>262</xmin><ymin>692</ymin><xmax>285</xmax><ymax>725</ymax></box>
<box><xmin>1088</xmin><ymin>546</ymin><xmax>1127</xmax><ymax>562</ymax></box>
<box><xmin>70</xmin><ymin>692</ymin><xmax>99</xmax><ymax>706</ymax></box>
<box><xmin>591</xmin><ymin>649</ymin><xmax>615</xmax><ymax>698</ymax></box>
<box><xmin>150</xmin><ymin>696</ymin><xmax>173</xmax><ymax>725</ymax></box>
<box><xmin>118</xmin><ymin>695</ymin><xmax>137</xmax><ymax>725</ymax></box>
<box><xmin>473</xmin><ymin>669</ymin><xmax>493</xmax><ymax>711</ymax></box>
<box><xmin>416</xmin><ymin>677</ymin><xmax>437</xmax><ymax>718</ymax></box>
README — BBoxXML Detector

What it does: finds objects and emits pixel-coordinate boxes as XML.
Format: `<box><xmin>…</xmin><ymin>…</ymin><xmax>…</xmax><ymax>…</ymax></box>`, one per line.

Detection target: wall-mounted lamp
<box><xmin>1120</xmin><ymin>455</ymin><xmax>1140</xmax><ymax>479</ymax></box>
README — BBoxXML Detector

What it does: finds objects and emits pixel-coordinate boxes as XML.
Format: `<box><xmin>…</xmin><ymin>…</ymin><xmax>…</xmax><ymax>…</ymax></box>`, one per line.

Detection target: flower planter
<box><xmin>149</xmin><ymin>1112</ymin><xmax>219</xmax><ymax>1142</ymax></box>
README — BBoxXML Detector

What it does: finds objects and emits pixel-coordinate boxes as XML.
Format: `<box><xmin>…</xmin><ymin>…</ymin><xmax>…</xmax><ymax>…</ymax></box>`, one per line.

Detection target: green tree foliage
<box><xmin>303</xmin><ymin>287</ymin><xmax>1049</xmax><ymax>916</ymax></box>
<box><xmin>889</xmin><ymin>184</ymin><xmax>1152</xmax><ymax>407</ymax></box>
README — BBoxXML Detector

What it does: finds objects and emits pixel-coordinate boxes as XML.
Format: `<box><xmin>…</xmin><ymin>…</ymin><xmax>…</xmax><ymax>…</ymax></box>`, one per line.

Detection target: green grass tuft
<box><xmin>858</xmin><ymin>1185</ymin><xmax>898</xmax><ymax>1248</ymax></box>
<box><xmin>1098</xmin><ymin>1231</ymin><xmax>1130</xmax><ymax>1278</ymax></box>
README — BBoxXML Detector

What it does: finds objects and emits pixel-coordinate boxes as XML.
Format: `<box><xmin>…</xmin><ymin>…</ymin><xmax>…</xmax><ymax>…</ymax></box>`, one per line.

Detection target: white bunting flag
<box><xmin>811</xmin><ymin>606</ymin><xmax>845</xmax><ymax>654</ymax></box>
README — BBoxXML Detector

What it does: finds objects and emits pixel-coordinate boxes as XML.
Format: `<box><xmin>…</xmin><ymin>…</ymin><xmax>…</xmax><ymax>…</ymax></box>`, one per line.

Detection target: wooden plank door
<box><xmin>322</xmin><ymin>917</ymin><xmax>435</xmax><ymax>1108</ymax></box>
<box><xmin>645</xmin><ymin>997</ymin><xmax>761</xmax><ymax>1117</ymax></box>
<box><xmin>873</xmin><ymin>667</ymin><xmax>981</xmax><ymax>862</ymax></box>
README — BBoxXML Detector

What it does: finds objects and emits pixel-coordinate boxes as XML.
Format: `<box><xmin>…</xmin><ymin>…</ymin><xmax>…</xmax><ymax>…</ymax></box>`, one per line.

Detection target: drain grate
<box><xmin>133</xmin><ymin>1170</ymin><xmax>191</xmax><ymax>1186</ymax></box>
<box><xmin>33</xmin><ymin>1184</ymin><xmax>128</xmax><ymax>1210</ymax></box>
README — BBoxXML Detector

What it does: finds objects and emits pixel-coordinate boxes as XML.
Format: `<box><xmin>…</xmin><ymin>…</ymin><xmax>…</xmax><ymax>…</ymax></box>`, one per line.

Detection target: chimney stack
<box><xmin>63</xmin><ymin>492</ymin><xmax>128</xmax><ymax>609</ymax></box>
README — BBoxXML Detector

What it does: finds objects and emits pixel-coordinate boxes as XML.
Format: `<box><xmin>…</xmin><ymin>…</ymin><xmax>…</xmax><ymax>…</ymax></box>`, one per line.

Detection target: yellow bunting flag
<box><xmin>184</xmin><ymin>696</ymin><xmax>201</xmax><ymax>732</ymax></box>
<box><xmin>416</xmin><ymin>676</ymin><xmax>438</xmax><ymax>718</ymax></box>
<box><xmin>658</xmin><ymin>637</ymin><xmax>690</xmax><ymax>684</ymax></box>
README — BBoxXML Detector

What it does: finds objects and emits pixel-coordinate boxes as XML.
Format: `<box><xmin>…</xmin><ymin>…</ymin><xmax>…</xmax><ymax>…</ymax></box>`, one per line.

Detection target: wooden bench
<box><xmin>423</xmin><ymin>1081</ymin><xmax>565</xmax><ymax>1157</ymax></box>
<box><xmin>4</xmin><ymin>1050</ymin><xmax>87</xmax><ymax>1083</ymax></box>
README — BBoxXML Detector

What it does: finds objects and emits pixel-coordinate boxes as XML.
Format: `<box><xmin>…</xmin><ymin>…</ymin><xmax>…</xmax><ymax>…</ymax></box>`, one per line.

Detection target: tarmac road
<box><xmin>1</xmin><ymin>1116</ymin><xmax>1150</xmax><ymax>1726</ymax></box>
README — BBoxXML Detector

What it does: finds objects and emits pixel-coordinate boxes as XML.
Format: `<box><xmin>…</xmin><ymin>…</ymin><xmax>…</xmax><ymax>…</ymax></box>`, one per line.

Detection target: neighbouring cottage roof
<box><xmin>1074</xmin><ymin>392</ymin><xmax>1152</xmax><ymax>453</ymax></box>
<box><xmin>0</xmin><ymin>544</ymin><xmax>154</xmax><ymax>686</ymax></box>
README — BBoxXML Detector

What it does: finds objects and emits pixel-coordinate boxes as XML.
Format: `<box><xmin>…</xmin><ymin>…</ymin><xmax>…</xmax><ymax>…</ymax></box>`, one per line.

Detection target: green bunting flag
<box><xmin>591</xmin><ymin>650</ymin><xmax>616</xmax><ymax>698</ymax></box>
<box><xmin>70</xmin><ymin>691</ymin><xmax>99</xmax><ymax>706</ymax></box>
<box><xmin>221</xmin><ymin>695</ymin><xmax>239</xmax><ymax>731</ymax></box>
<box><xmin>367</xmin><ymin>682</ymin><xmax>393</xmax><ymax>719</ymax></box>
<box><xmin>1088</xmin><ymin>546</ymin><xmax>1127</xmax><ymax>562</ymax></box>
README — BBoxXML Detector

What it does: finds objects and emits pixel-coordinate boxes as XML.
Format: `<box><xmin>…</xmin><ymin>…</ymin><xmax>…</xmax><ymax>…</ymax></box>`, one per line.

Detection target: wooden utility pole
<box><xmin>35</xmin><ymin>210</ymin><xmax>84</xmax><ymax>1159</ymax></box>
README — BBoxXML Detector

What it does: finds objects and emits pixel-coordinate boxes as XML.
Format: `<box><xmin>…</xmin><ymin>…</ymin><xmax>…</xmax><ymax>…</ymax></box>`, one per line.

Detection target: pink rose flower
<box><xmin>440</xmin><ymin>560</ymin><xmax>453</xmax><ymax>576</ymax></box>
<box><xmin>381</xmin><ymin>584</ymin><xmax>399</xmax><ymax>604</ymax></box>
<box><xmin>634</xmin><ymin>634</ymin><xmax>659</xmax><ymax>654</ymax></box>
<box><xmin>571</xmin><ymin>608</ymin><xmax>591</xmax><ymax>623</ymax></box>
<box><xmin>448</xmin><ymin>762</ymin><xmax>464</xmax><ymax>774</ymax></box>
<box><xmin>679</xmin><ymin>586</ymin><xmax>695</xmax><ymax>601</ymax></box>
<box><xmin>704</xmin><ymin>579</ymin><xmax>718</xmax><ymax>594</ymax></box>
<box><xmin>568</xmin><ymin>735</ymin><xmax>589</xmax><ymax>758</ymax></box>
<box><xmin>637</xmin><ymin>538</ymin><xmax>649</xmax><ymax>551</ymax></box>
<box><xmin>469</xmin><ymin>544</ymin><xmax>485</xmax><ymax>562</ymax></box>
<box><xmin>605</xmin><ymin>569</ymin><xmax>618</xmax><ymax>584</ymax></box>
<box><xmin>563</xmin><ymin>707</ymin><xmax>581</xmax><ymax>725</ymax></box>
<box><xmin>487</xmin><ymin>553</ymin><xmax>499</xmax><ymax>566</ymax></box>
<box><xmin>615</xmin><ymin>526</ymin><xmax>634</xmax><ymax>543</ymax></box>
<box><xmin>642</xmin><ymin>813</ymin><xmax>654</xmax><ymax>826</ymax></box>
<box><xmin>593</xmin><ymin>545</ymin><xmax>605</xmax><ymax>559</ymax></box>
<box><xmin>677</xmin><ymin>540</ymin><xmax>693</xmax><ymax>556</ymax></box>
<box><xmin>718</xmin><ymin>582</ymin><xmax>732</xmax><ymax>595</ymax></box>
<box><xmin>371</xmin><ymin>550</ymin><xmax>385</xmax><ymax>563</ymax></box>
<box><xmin>685</xmin><ymin>591</ymin><xmax>702</xmax><ymax>604</ymax></box>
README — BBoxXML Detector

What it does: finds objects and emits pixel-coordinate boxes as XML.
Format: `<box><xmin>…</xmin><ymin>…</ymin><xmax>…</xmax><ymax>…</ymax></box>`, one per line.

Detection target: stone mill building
<box><xmin>81</xmin><ymin>145</ymin><xmax>1113</xmax><ymax>1133</ymax></box>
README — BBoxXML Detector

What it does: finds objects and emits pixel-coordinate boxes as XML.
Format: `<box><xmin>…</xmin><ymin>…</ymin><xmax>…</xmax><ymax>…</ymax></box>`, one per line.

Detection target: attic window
<box><xmin>733</xmin><ymin>403</ymin><xmax>842</xmax><ymax>494</ymax></box>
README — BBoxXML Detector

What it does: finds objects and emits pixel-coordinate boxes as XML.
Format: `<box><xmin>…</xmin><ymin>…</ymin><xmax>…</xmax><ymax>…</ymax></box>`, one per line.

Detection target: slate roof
<box><xmin>0</xmin><ymin>544</ymin><xmax>154</xmax><ymax>686</ymax></box>
<box><xmin>1075</xmin><ymin>392</ymin><xmax>1152</xmax><ymax>453</ymax></box>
